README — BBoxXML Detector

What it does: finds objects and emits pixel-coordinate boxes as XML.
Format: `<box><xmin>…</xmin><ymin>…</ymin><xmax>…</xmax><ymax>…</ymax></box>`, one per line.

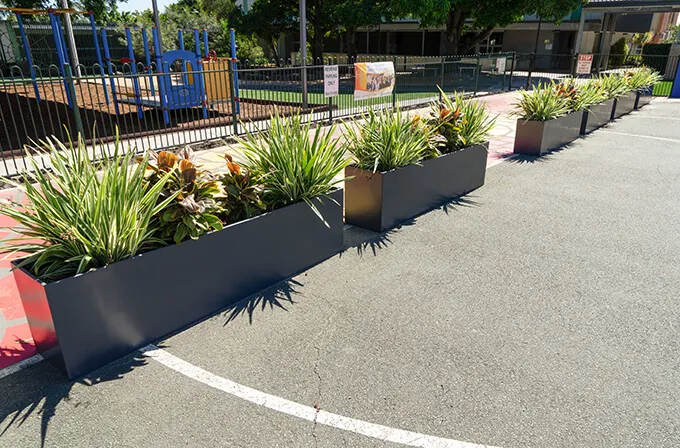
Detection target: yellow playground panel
<box><xmin>202</xmin><ymin>58</ymin><xmax>232</xmax><ymax>102</ymax></box>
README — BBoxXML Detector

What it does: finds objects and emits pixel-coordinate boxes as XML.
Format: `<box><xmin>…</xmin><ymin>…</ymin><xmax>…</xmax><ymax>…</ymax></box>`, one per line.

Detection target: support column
<box><xmin>601</xmin><ymin>13</ymin><xmax>618</xmax><ymax>71</ymax></box>
<box><xmin>574</xmin><ymin>9</ymin><xmax>586</xmax><ymax>54</ymax></box>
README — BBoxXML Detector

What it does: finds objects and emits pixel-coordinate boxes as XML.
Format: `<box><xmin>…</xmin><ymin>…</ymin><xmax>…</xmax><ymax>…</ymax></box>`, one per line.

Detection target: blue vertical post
<box><xmin>153</xmin><ymin>27</ymin><xmax>170</xmax><ymax>125</ymax></box>
<box><xmin>141</xmin><ymin>28</ymin><xmax>155</xmax><ymax>96</ymax></box>
<box><xmin>178</xmin><ymin>29</ymin><xmax>189</xmax><ymax>86</ymax></box>
<box><xmin>89</xmin><ymin>12</ymin><xmax>109</xmax><ymax>104</ymax></box>
<box><xmin>125</xmin><ymin>27</ymin><xmax>144</xmax><ymax>118</ymax></box>
<box><xmin>15</xmin><ymin>13</ymin><xmax>40</xmax><ymax>102</ymax></box>
<box><xmin>54</xmin><ymin>14</ymin><xmax>72</xmax><ymax>69</ymax></box>
<box><xmin>671</xmin><ymin>59</ymin><xmax>680</xmax><ymax>98</ymax></box>
<box><xmin>203</xmin><ymin>29</ymin><xmax>209</xmax><ymax>58</ymax></box>
<box><xmin>230</xmin><ymin>28</ymin><xmax>240</xmax><ymax>115</ymax></box>
<box><xmin>101</xmin><ymin>28</ymin><xmax>120</xmax><ymax>116</ymax></box>
<box><xmin>49</xmin><ymin>10</ymin><xmax>72</xmax><ymax>108</ymax></box>
<box><xmin>194</xmin><ymin>29</ymin><xmax>208</xmax><ymax>119</ymax></box>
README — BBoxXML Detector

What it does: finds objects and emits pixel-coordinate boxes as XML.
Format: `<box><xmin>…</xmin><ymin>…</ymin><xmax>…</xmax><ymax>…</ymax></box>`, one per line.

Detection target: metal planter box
<box><xmin>12</xmin><ymin>190</ymin><xmax>344</xmax><ymax>379</ymax></box>
<box><xmin>612</xmin><ymin>92</ymin><xmax>637</xmax><ymax>119</ymax></box>
<box><xmin>344</xmin><ymin>143</ymin><xmax>488</xmax><ymax>233</ymax></box>
<box><xmin>580</xmin><ymin>99</ymin><xmax>615</xmax><ymax>135</ymax></box>
<box><xmin>513</xmin><ymin>112</ymin><xmax>582</xmax><ymax>156</ymax></box>
<box><xmin>635</xmin><ymin>89</ymin><xmax>653</xmax><ymax>110</ymax></box>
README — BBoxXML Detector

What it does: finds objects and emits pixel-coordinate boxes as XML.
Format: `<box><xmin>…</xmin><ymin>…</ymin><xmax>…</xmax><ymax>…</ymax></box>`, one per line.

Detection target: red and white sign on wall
<box><xmin>576</xmin><ymin>54</ymin><xmax>594</xmax><ymax>75</ymax></box>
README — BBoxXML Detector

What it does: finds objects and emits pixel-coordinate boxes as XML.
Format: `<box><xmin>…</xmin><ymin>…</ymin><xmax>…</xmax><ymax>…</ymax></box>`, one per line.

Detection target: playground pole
<box><xmin>152</xmin><ymin>0</ymin><xmax>163</xmax><ymax>55</ymax></box>
<box><xmin>15</xmin><ymin>13</ymin><xmax>41</xmax><ymax>102</ymax></box>
<box><xmin>193</xmin><ymin>28</ymin><xmax>208</xmax><ymax>119</ymax></box>
<box><xmin>125</xmin><ymin>27</ymin><xmax>144</xmax><ymax>119</ymax></box>
<box><xmin>54</xmin><ymin>13</ymin><xmax>72</xmax><ymax>70</ymax></box>
<box><xmin>89</xmin><ymin>12</ymin><xmax>109</xmax><ymax>104</ymax></box>
<box><xmin>101</xmin><ymin>28</ymin><xmax>120</xmax><ymax>116</ymax></box>
<box><xmin>60</xmin><ymin>0</ymin><xmax>81</xmax><ymax>76</ymax></box>
<box><xmin>49</xmin><ymin>10</ymin><xmax>73</xmax><ymax>108</ymax></box>
<box><xmin>141</xmin><ymin>28</ymin><xmax>155</xmax><ymax>96</ymax></box>
<box><xmin>203</xmin><ymin>28</ymin><xmax>209</xmax><ymax>58</ymax></box>
<box><xmin>178</xmin><ymin>29</ymin><xmax>189</xmax><ymax>86</ymax></box>
<box><xmin>152</xmin><ymin>27</ymin><xmax>170</xmax><ymax>125</ymax></box>
<box><xmin>230</xmin><ymin>28</ymin><xmax>240</xmax><ymax>115</ymax></box>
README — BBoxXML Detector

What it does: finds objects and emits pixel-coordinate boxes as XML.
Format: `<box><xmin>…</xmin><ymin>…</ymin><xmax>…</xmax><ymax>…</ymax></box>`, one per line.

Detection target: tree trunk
<box><xmin>346</xmin><ymin>28</ymin><xmax>358</xmax><ymax>61</ymax></box>
<box><xmin>460</xmin><ymin>27</ymin><xmax>494</xmax><ymax>55</ymax></box>
<box><xmin>269</xmin><ymin>40</ymin><xmax>279</xmax><ymax>62</ymax></box>
<box><xmin>443</xmin><ymin>6</ymin><xmax>464</xmax><ymax>56</ymax></box>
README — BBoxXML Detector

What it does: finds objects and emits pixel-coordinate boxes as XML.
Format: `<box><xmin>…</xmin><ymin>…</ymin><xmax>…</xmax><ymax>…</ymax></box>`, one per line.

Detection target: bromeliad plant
<box><xmin>448</xmin><ymin>92</ymin><xmax>497</xmax><ymax>149</ymax></box>
<box><xmin>562</xmin><ymin>78</ymin><xmax>608</xmax><ymax>111</ymax></box>
<box><xmin>237</xmin><ymin>112</ymin><xmax>350</xmax><ymax>224</ymax></box>
<box><xmin>220</xmin><ymin>154</ymin><xmax>266</xmax><ymax>224</ymax></box>
<box><xmin>345</xmin><ymin>106</ymin><xmax>444</xmax><ymax>173</ymax></box>
<box><xmin>0</xmin><ymin>135</ymin><xmax>174</xmax><ymax>282</ymax></box>
<box><xmin>514</xmin><ymin>82</ymin><xmax>573</xmax><ymax>121</ymax></box>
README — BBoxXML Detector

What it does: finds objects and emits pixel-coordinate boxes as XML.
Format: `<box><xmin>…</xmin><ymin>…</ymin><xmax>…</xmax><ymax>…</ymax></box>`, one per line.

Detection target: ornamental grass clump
<box><xmin>0</xmin><ymin>135</ymin><xmax>174</xmax><ymax>282</ymax></box>
<box><xmin>598</xmin><ymin>73</ymin><xmax>630</xmax><ymax>99</ymax></box>
<box><xmin>514</xmin><ymin>82</ymin><xmax>573</xmax><ymax>121</ymax></box>
<box><xmin>449</xmin><ymin>91</ymin><xmax>497</xmax><ymax>148</ymax></box>
<box><xmin>345</xmin><ymin>106</ymin><xmax>443</xmax><ymax>173</ymax></box>
<box><xmin>623</xmin><ymin>67</ymin><xmax>662</xmax><ymax>92</ymax></box>
<box><xmin>562</xmin><ymin>78</ymin><xmax>608</xmax><ymax>111</ymax></box>
<box><xmin>237</xmin><ymin>111</ymin><xmax>350</xmax><ymax>223</ymax></box>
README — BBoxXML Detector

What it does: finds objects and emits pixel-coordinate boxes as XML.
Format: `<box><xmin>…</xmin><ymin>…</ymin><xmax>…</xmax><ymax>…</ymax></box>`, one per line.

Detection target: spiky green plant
<box><xmin>598</xmin><ymin>73</ymin><xmax>630</xmax><ymax>99</ymax></box>
<box><xmin>345</xmin><ymin>106</ymin><xmax>443</xmax><ymax>173</ymax></box>
<box><xmin>0</xmin><ymin>134</ymin><xmax>174</xmax><ymax>282</ymax></box>
<box><xmin>562</xmin><ymin>78</ymin><xmax>608</xmax><ymax>111</ymax></box>
<box><xmin>236</xmin><ymin>111</ymin><xmax>350</xmax><ymax>224</ymax></box>
<box><xmin>514</xmin><ymin>82</ymin><xmax>572</xmax><ymax>121</ymax></box>
<box><xmin>623</xmin><ymin>67</ymin><xmax>662</xmax><ymax>91</ymax></box>
<box><xmin>451</xmin><ymin>92</ymin><xmax>497</xmax><ymax>148</ymax></box>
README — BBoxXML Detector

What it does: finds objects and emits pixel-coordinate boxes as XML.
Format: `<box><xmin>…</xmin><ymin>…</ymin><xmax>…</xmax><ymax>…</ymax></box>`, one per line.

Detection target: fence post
<box><xmin>392</xmin><ymin>55</ymin><xmax>397</xmax><ymax>110</ymax></box>
<box><xmin>508</xmin><ymin>52</ymin><xmax>515</xmax><ymax>91</ymax></box>
<box><xmin>64</xmin><ymin>64</ymin><xmax>84</xmax><ymax>139</ymax></box>
<box><xmin>227</xmin><ymin>61</ymin><xmax>239</xmax><ymax>135</ymax></box>
<box><xmin>474</xmin><ymin>53</ymin><xmax>480</xmax><ymax>96</ymax></box>
<box><xmin>526</xmin><ymin>52</ymin><xmax>535</xmax><ymax>89</ymax></box>
<box><xmin>328</xmin><ymin>95</ymin><xmax>333</xmax><ymax>124</ymax></box>
<box><xmin>440</xmin><ymin>56</ymin><xmax>445</xmax><ymax>100</ymax></box>
<box><xmin>570</xmin><ymin>53</ymin><xmax>577</xmax><ymax>76</ymax></box>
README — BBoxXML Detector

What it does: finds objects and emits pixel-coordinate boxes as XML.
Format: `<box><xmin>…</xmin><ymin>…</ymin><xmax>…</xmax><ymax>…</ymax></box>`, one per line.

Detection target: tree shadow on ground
<box><xmin>0</xmin><ymin>351</ymin><xmax>148</xmax><ymax>448</ymax></box>
<box><xmin>222</xmin><ymin>279</ymin><xmax>304</xmax><ymax>326</ymax></box>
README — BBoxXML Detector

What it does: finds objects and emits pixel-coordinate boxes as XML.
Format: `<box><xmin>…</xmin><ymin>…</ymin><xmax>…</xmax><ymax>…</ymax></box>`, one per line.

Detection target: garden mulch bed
<box><xmin>0</xmin><ymin>81</ymin><xmax>328</xmax><ymax>154</ymax></box>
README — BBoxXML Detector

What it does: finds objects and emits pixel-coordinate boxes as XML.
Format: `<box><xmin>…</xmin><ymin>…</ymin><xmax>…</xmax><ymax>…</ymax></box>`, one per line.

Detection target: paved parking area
<box><xmin>1</xmin><ymin>99</ymin><xmax>679</xmax><ymax>447</ymax></box>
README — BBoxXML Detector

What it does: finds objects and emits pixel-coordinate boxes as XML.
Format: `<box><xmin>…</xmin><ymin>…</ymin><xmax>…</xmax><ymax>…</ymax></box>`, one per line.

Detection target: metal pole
<box><xmin>152</xmin><ymin>0</ymin><xmax>163</xmax><ymax>55</ymax></box>
<box><xmin>527</xmin><ymin>16</ymin><xmax>542</xmax><ymax>89</ymax></box>
<box><xmin>60</xmin><ymin>0</ymin><xmax>81</xmax><ymax>76</ymax></box>
<box><xmin>230</xmin><ymin>28</ymin><xmax>241</xmax><ymax>115</ymax></box>
<box><xmin>574</xmin><ymin>9</ymin><xmax>586</xmax><ymax>55</ymax></box>
<box><xmin>300</xmin><ymin>0</ymin><xmax>308</xmax><ymax>109</ymax></box>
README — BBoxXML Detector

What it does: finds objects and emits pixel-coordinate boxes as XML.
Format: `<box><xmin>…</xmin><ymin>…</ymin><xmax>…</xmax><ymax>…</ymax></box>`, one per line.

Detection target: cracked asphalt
<box><xmin>1</xmin><ymin>99</ymin><xmax>679</xmax><ymax>448</ymax></box>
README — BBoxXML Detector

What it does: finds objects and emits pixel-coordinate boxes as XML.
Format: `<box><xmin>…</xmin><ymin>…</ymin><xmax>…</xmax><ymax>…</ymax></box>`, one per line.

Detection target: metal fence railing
<box><xmin>511</xmin><ymin>52</ymin><xmax>680</xmax><ymax>89</ymax></box>
<box><xmin>0</xmin><ymin>52</ymin><xmax>516</xmax><ymax>178</ymax></box>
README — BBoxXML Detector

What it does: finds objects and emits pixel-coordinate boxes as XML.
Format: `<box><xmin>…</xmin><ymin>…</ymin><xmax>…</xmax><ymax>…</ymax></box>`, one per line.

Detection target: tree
<box><xmin>306</xmin><ymin>0</ymin><xmax>339</xmax><ymax>63</ymax></box>
<box><xmin>391</xmin><ymin>0</ymin><xmax>585</xmax><ymax>55</ymax></box>
<box><xmin>664</xmin><ymin>24</ymin><xmax>680</xmax><ymax>44</ymax></box>
<box><xmin>334</xmin><ymin>0</ymin><xmax>387</xmax><ymax>60</ymax></box>
<box><xmin>245</xmin><ymin>0</ymin><xmax>297</xmax><ymax>60</ymax></box>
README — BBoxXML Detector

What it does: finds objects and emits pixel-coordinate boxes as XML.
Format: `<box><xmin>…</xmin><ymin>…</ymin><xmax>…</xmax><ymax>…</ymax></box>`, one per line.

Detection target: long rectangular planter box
<box><xmin>580</xmin><ymin>99</ymin><xmax>615</xmax><ymax>135</ymax></box>
<box><xmin>513</xmin><ymin>111</ymin><xmax>582</xmax><ymax>156</ymax></box>
<box><xmin>612</xmin><ymin>92</ymin><xmax>637</xmax><ymax>119</ymax></box>
<box><xmin>344</xmin><ymin>143</ymin><xmax>488</xmax><ymax>233</ymax></box>
<box><xmin>635</xmin><ymin>89</ymin><xmax>653</xmax><ymax>110</ymax></box>
<box><xmin>13</xmin><ymin>190</ymin><xmax>344</xmax><ymax>379</ymax></box>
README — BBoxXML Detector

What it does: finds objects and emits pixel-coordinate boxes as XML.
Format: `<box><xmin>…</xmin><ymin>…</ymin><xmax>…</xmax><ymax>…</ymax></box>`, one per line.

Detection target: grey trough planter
<box><xmin>13</xmin><ymin>190</ymin><xmax>344</xmax><ymax>379</ymax></box>
<box><xmin>580</xmin><ymin>99</ymin><xmax>615</xmax><ymax>135</ymax></box>
<box><xmin>345</xmin><ymin>143</ymin><xmax>488</xmax><ymax>233</ymax></box>
<box><xmin>635</xmin><ymin>89</ymin><xmax>653</xmax><ymax>110</ymax></box>
<box><xmin>513</xmin><ymin>111</ymin><xmax>582</xmax><ymax>156</ymax></box>
<box><xmin>612</xmin><ymin>92</ymin><xmax>637</xmax><ymax>119</ymax></box>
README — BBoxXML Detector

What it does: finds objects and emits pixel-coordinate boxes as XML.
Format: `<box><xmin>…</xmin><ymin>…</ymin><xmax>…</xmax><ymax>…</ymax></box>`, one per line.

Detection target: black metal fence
<box><xmin>0</xmin><ymin>52</ymin><xmax>516</xmax><ymax>177</ymax></box>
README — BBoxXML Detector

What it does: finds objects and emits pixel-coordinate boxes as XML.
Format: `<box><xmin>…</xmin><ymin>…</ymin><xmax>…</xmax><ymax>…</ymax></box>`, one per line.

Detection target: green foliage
<box><xmin>144</xmin><ymin>149</ymin><xmax>224</xmax><ymax>245</ymax></box>
<box><xmin>598</xmin><ymin>73</ymin><xmax>630</xmax><ymax>99</ymax></box>
<box><xmin>609</xmin><ymin>38</ymin><xmax>629</xmax><ymax>67</ymax></box>
<box><xmin>345</xmin><ymin>106</ymin><xmax>443</xmax><ymax>172</ymax></box>
<box><xmin>562</xmin><ymin>78</ymin><xmax>607</xmax><ymax>111</ymax></box>
<box><xmin>245</xmin><ymin>0</ymin><xmax>298</xmax><ymax>60</ymax></box>
<box><xmin>433</xmin><ymin>90</ymin><xmax>497</xmax><ymax>150</ymax></box>
<box><xmin>514</xmin><ymin>82</ymin><xmax>572</xmax><ymax>121</ymax></box>
<box><xmin>623</xmin><ymin>67</ymin><xmax>662</xmax><ymax>91</ymax></box>
<box><xmin>237</xmin><ymin>112</ymin><xmax>350</xmax><ymax>224</ymax></box>
<box><xmin>664</xmin><ymin>24</ymin><xmax>680</xmax><ymax>44</ymax></box>
<box><xmin>220</xmin><ymin>154</ymin><xmax>266</xmax><ymax>224</ymax></box>
<box><xmin>427</xmin><ymin>92</ymin><xmax>464</xmax><ymax>152</ymax></box>
<box><xmin>0</xmin><ymin>134</ymin><xmax>174</xmax><ymax>282</ymax></box>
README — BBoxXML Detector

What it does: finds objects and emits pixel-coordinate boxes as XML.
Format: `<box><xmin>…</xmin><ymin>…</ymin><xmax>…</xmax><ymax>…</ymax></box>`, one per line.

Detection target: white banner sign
<box><xmin>496</xmin><ymin>57</ymin><xmax>506</xmax><ymax>73</ymax></box>
<box><xmin>324</xmin><ymin>65</ymin><xmax>339</xmax><ymax>98</ymax></box>
<box><xmin>354</xmin><ymin>61</ymin><xmax>395</xmax><ymax>100</ymax></box>
<box><xmin>576</xmin><ymin>54</ymin><xmax>593</xmax><ymax>75</ymax></box>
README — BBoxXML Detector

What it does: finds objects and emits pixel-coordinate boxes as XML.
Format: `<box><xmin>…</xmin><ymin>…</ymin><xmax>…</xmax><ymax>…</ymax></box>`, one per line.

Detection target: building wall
<box><xmin>502</xmin><ymin>29</ymin><xmax>556</xmax><ymax>53</ymax></box>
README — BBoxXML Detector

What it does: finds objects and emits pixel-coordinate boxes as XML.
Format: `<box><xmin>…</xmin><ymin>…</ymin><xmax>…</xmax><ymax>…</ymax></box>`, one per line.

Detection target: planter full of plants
<box><xmin>628</xmin><ymin>68</ymin><xmax>661</xmax><ymax>110</ymax></box>
<box><xmin>344</xmin><ymin>91</ymin><xmax>495</xmax><ymax>232</ymax></box>
<box><xmin>600</xmin><ymin>73</ymin><xmax>637</xmax><ymax>119</ymax></box>
<box><xmin>569</xmin><ymin>78</ymin><xmax>612</xmax><ymax>135</ymax></box>
<box><xmin>513</xmin><ymin>82</ymin><xmax>582</xmax><ymax>156</ymax></box>
<box><xmin>3</xmin><ymin>113</ymin><xmax>349</xmax><ymax>379</ymax></box>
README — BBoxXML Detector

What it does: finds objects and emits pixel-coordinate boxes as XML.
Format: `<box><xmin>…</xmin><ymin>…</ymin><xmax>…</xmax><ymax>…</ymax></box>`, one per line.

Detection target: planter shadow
<box><xmin>506</xmin><ymin>144</ymin><xmax>569</xmax><ymax>164</ymax></box>
<box><xmin>513</xmin><ymin>112</ymin><xmax>581</xmax><ymax>156</ymax></box>
<box><xmin>222</xmin><ymin>279</ymin><xmax>304</xmax><ymax>326</ymax></box>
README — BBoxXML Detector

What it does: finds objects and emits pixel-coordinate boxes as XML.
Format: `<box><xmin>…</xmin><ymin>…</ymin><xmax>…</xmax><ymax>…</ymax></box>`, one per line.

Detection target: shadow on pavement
<box><xmin>222</xmin><ymin>279</ymin><xmax>304</xmax><ymax>326</ymax></box>
<box><xmin>0</xmin><ymin>352</ymin><xmax>148</xmax><ymax>448</ymax></box>
<box><xmin>505</xmin><ymin>144</ymin><xmax>570</xmax><ymax>164</ymax></box>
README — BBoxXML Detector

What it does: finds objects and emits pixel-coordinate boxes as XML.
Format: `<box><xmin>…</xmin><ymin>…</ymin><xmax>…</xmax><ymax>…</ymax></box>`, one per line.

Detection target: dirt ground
<box><xmin>0</xmin><ymin>80</ymin><xmax>326</xmax><ymax>153</ymax></box>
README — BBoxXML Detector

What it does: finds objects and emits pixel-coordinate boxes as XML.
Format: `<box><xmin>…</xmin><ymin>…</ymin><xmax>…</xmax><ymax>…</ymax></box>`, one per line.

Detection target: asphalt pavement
<box><xmin>1</xmin><ymin>99</ymin><xmax>679</xmax><ymax>448</ymax></box>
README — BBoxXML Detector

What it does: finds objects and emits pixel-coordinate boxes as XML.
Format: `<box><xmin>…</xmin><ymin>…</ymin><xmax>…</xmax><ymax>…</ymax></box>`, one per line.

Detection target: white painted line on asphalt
<box><xmin>141</xmin><ymin>344</ymin><xmax>499</xmax><ymax>448</ymax></box>
<box><xmin>628</xmin><ymin>115</ymin><xmax>680</xmax><ymax>120</ymax></box>
<box><xmin>598</xmin><ymin>131</ymin><xmax>680</xmax><ymax>144</ymax></box>
<box><xmin>0</xmin><ymin>354</ymin><xmax>43</xmax><ymax>380</ymax></box>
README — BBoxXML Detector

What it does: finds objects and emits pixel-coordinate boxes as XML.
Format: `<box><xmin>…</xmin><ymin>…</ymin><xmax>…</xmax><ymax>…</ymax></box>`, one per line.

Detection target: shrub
<box><xmin>623</xmin><ymin>67</ymin><xmax>662</xmax><ymax>91</ymax></box>
<box><xmin>0</xmin><ymin>135</ymin><xmax>174</xmax><ymax>282</ymax></box>
<box><xmin>514</xmin><ymin>82</ymin><xmax>572</xmax><ymax>121</ymax></box>
<box><xmin>238</xmin><ymin>112</ymin><xmax>349</xmax><ymax>223</ymax></box>
<box><xmin>344</xmin><ymin>106</ymin><xmax>443</xmax><ymax>173</ymax></box>
<box><xmin>143</xmin><ymin>148</ymin><xmax>224</xmax><ymax>245</ymax></box>
<box><xmin>598</xmin><ymin>74</ymin><xmax>630</xmax><ymax>99</ymax></box>
<box><xmin>220</xmin><ymin>154</ymin><xmax>266</xmax><ymax>224</ymax></box>
<box><xmin>427</xmin><ymin>90</ymin><xmax>464</xmax><ymax>152</ymax></box>
<box><xmin>562</xmin><ymin>79</ymin><xmax>608</xmax><ymax>111</ymax></box>
<box><xmin>452</xmin><ymin>92</ymin><xmax>497</xmax><ymax>148</ymax></box>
